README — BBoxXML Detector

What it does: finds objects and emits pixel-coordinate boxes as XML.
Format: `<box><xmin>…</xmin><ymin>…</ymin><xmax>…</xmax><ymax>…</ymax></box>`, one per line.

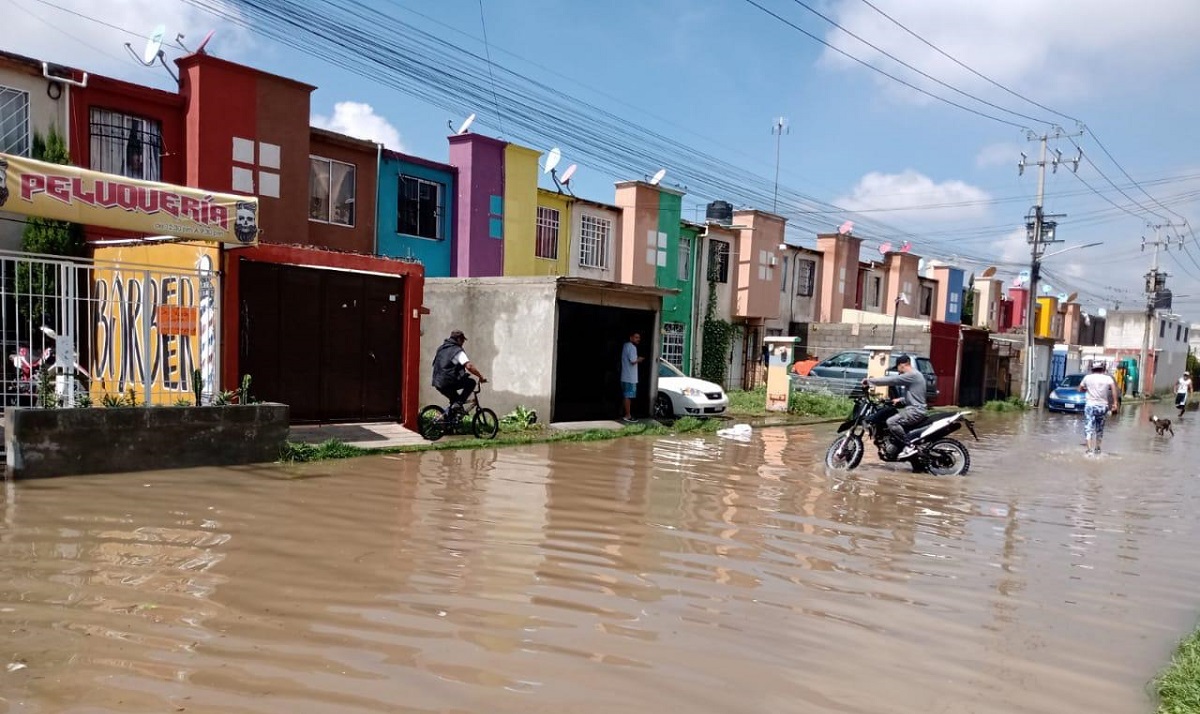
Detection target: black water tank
<box><xmin>706</xmin><ymin>200</ymin><xmax>733</xmax><ymax>226</ymax></box>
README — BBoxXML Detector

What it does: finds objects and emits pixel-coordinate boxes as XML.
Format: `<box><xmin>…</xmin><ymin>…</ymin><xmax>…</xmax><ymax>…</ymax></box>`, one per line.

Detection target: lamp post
<box><xmin>890</xmin><ymin>292</ymin><xmax>910</xmax><ymax>348</ymax></box>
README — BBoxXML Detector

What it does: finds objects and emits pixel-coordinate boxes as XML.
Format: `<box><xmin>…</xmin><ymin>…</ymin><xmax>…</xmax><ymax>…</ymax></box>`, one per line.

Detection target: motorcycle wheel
<box><xmin>924</xmin><ymin>437</ymin><xmax>971</xmax><ymax>476</ymax></box>
<box><xmin>418</xmin><ymin>404</ymin><xmax>447</xmax><ymax>442</ymax></box>
<box><xmin>825</xmin><ymin>434</ymin><xmax>864</xmax><ymax>471</ymax></box>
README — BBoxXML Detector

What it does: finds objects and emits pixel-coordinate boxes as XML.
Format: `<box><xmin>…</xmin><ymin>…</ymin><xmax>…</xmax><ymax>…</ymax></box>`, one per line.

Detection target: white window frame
<box><xmin>536</xmin><ymin>205</ymin><xmax>560</xmax><ymax>260</ymax></box>
<box><xmin>0</xmin><ymin>85</ymin><xmax>30</xmax><ymax>157</ymax></box>
<box><xmin>662</xmin><ymin>322</ymin><xmax>686</xmax><ymax>368</ymax></box>
<box><xmin>579</xmin><ymin>213</ymin><xmax>611</xmax><ymax>269</ymax></box>
<box><xmin>398</xmin><ymin>175</ymin><xmax>444</xmax><ymax>240</ymax></box>
<box><xmin>89</xmin><ymin>107</ymin><xmax>163</xmax><ymax>181</ymax></box>
<box><xmin>678</xmin><ymin>237</ymin><xmax>691</xmax><ymax>282</ymax></box>
<box><xmin>309</xmin><ymin>155</ymin><xmax>356</xmax><ymax>227</ymax></box>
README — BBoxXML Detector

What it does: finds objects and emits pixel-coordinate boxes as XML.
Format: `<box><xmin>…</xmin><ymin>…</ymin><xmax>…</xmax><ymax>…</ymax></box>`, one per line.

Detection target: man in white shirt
<box><xmin>1176</xmin><ymin>371</ymin><xmax>1193</xmax><ymax>417</ymax></box>
<box><xmin>431</xmin><ymin>330</ymin><xmax>486</xmax><ymax>413</ymax></box>
<box><xmin>1079</xmin><ymin>362</ymin><xmax>1119</xmax><ymax>456</ymax></box>
<box><xmin>621</xmin><ymin>331</ymin><xmax>644</xmax><ymax>422</ymax></box>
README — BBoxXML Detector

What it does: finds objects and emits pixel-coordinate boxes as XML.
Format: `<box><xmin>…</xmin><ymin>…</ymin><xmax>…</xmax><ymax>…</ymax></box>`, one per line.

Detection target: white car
<box><xmin>654</xmin><ymin>359</ymin><xmax>729</xmax><ymax>418</ymax></box>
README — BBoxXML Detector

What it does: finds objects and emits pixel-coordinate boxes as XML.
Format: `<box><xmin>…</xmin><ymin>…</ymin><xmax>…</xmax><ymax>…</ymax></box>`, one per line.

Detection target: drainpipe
<box><xmin>691</xmin><ymin>224</ymin><xmax>709</xmax><ymax>376</ymax></box>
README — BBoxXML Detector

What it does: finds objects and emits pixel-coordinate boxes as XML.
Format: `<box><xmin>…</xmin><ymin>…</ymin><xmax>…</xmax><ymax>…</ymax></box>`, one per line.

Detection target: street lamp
<box><xmin>890</xmin><ymin>292</ymin><xmax>910</xmax><ymax>348</ymax></box>
<box><xmin>1042</xmin><ymin>241</ymin><xmax>1103</xmax><ymax>260</ymax></box>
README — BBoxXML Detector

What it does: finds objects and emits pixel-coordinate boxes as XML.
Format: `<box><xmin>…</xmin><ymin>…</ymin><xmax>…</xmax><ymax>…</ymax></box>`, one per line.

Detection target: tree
<box><xmin>16</xmin><ymin>127</ymin><xmax>85</xmax><ymax>330</ymax></box>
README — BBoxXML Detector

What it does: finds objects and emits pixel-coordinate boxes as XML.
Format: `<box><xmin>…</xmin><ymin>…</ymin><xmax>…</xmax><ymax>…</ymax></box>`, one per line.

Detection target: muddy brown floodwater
<box><xmin>3</xmin><ymin>405</ymin><xmax>1200</xmax><ymax>713</ymax></box>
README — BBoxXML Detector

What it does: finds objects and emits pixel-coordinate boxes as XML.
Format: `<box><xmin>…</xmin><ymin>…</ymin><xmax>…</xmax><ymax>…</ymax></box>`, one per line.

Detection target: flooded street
<box><xmin>3</xmin><ymin>405</ymin><xmax>1200</xmax><ymax>713</ymax></box>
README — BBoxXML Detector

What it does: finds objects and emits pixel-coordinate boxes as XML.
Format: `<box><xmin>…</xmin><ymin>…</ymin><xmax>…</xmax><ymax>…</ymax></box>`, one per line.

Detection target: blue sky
<box><xmin>9</xmin><ymin>0</ymin><xmax>1200</xmax><ymax>315</ymax></box>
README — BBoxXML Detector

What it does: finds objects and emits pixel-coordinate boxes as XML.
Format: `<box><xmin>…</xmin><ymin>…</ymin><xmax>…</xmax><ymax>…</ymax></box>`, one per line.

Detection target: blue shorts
<box><xmin>622</xmin><ymin>382</ymin><xmax>637</xmax><ymax>398</ymax></box>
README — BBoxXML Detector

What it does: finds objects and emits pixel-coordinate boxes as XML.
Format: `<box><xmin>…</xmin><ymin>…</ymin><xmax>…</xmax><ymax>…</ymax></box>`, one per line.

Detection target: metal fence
<box><xmin>0</xmin><ymin>249</ymin><xmax>221</xmax><ymax>412</ymax></box>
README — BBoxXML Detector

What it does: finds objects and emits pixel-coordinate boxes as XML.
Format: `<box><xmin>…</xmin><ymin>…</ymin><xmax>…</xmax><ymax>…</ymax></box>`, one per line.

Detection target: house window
<box><xmin>536</xmin><ymin>206</ymin><xmax>560</xmax><ymax>260</ymax></box>
<box><xmin>398</xmin><ymin>175</ymin><xmax>443</xmax><ymax>239</ymax></box>
<box><xmin>0</xmin><ymin>86</ymin><xmax>30</xmax><ymax>157</ymax></box>
<box><xmin>708</xmin><ymin>239</ymin><xmax>730</xmax><ymax>283</ymax></box>
<box><xmin>796</xmin><ymin>259</ymin><xmax>815</xmax><ymax>296</ymax></box>
<box><xmin>781</xmin><ymin>256</ymin><xmax>789</xmax><ymax>292</ymax></box>
<box><xmin>919</xmin><ymin>285</ymin><xmax>934</xmax><ymax>316</ymax></box>
<box><xmin>579</xmin><ymin>214</ymin><xmax>610</xmax><ymax>269</ymax></box>
<box><xmin>678</xmin><ymin>237</ymin><xmax>691</xmax><ymax>281</ymax></box>
<box><xmin>89</xmin><ymin>108</ymin><xmax>162</xmax><ymax>181</ymax></box>
<box><xmin>865</xmin><ymin>275</ymin><xmax>882</xmax><ymax>308</ymax></box>
<box><xmin>662</xmin><ymin>322</ymin><xmax>686</xmax><ymax>368</ymax></box>
<box><xmin>1160</xmin><ymin>320</ymin><xmax>1166</xmax><ymax>338</ymax></box>
<box><xmin>1177</xmin><ymin>325</ymin><xmax>1183</xmax><ymax>342</ymax></box>
<box><xmin>309</xmin><ymin>156</ymin><xmax>356</xmax><ymax>226</ymax></box>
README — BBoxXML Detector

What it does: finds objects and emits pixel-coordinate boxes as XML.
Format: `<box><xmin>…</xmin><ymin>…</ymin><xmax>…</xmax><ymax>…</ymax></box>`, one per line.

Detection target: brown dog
<box><xmin>1151</xmin><ymin>415</ymin><xmax>1174</xmax><ymax>436</ymax></box>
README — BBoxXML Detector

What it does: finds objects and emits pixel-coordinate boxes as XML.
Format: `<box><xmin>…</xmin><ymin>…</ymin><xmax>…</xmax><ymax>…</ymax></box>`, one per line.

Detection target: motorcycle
<box><xmin>825</xmin><ymin>391</ymin><xmax>978</xmax><ymax>476</ymax></box>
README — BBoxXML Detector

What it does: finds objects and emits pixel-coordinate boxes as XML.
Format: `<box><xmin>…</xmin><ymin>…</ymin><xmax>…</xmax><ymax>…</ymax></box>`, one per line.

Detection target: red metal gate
<box><xmin>929</xmin><ymin>321</ymin><xmax>960</xmax><ymax>407</ymax></box>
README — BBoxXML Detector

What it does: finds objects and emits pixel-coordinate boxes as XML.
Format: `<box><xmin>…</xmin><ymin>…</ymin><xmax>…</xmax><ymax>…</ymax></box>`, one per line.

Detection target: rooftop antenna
<box><xmin>771</xmin><ymin>116</ymin><xmax>790</xmax><ymax>214</ymax></box>
<box><xmin>449</xmin><ymin>113</ymin><xmax>476</xmax><ymax>135</ymax></box>
<box><xmin>649</xmin><ymin>168</ymin><xmax>667</xmax><ymax>186</ymax></box>
<box><xmin>837</xmin><ymin>220</ymin><xmax>854</xmax><ymax>235</ymax></box>
<box><xmin>194</xmin><ymin>29</ymin><xmax>216</xmax><ymax>54</ymax></box>
<box><xmin>552</xmin><ymin>163</ymin><xmax>577</xmax><ymax>196</ymax></box>
<box><xmin>900</xmin><ymin>241</ymin><xmax>912</xmax><ymax>253</ymax></box>
<box><xmin>543</xmin><ymin>146</ymin><xmax>561</xmax><ymax>174</ymax></box>
<box><xmin>125</xmin><ymin>24</ymin><xmax>178</xmax><ymax>82</ymax></box>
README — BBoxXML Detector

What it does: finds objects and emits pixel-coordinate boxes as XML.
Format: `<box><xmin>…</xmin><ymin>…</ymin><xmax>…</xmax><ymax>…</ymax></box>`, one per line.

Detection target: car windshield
<box><xmin>658</xmin><ymin>360</ymin><xmax>686</xmax><ymax>378</ymax></box>
<box><xmin>1059</xmin><ymin>374</ymin><xmax>1084</xmax><ymax>388</ymax></box>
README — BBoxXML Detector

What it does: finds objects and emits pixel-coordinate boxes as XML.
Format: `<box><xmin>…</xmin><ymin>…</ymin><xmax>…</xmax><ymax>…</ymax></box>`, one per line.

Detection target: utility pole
<box><xmin>1018</xmin><ymin>127</ymin><xmax>1081</xmax><ymax>405</ymax></box>
<box><xmin>1138</xmin><ymin>224</ymin><xmax>1186</xmax><ymax>396</ymax></box>
<box><xmin>772</xmin><ymin>117</ymin><xmax>789</xmax><ymax>215</ymax></box>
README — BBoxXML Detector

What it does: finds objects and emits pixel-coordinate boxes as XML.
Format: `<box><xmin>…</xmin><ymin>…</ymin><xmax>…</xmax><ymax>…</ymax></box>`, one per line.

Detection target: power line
<box><xmin>475</xmin><ymin>0</ymin><xmax>505</xmax><ymax>139</ymax></box>
<box><xmin>739</xmin><ymin>0</ymin><xmax>1028</xmax><ymax>129</ymax></box>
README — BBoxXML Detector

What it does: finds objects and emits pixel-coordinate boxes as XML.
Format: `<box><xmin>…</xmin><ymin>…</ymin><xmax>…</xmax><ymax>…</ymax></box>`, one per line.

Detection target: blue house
<box><xmin>377</xmin><ymin>150</ymin><xmax>457</xmax><ymax>276</ymax></box>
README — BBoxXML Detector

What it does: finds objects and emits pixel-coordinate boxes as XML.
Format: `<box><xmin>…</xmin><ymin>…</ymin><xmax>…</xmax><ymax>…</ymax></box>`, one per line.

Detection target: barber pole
<box><xmin>197</xmin><ymin>254</ymin><xmax>216</xmax><ymax>404</ymax></box>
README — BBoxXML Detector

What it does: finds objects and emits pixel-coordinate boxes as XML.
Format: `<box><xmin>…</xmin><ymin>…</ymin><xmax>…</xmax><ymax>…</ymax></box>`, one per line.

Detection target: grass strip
<box><xmin>727</xmin><ymin>387</ymin><xmax>854</xmax><ymax>420</ymax></box>
<box><xmin>1156</xmin><ymin>628</ymin><xmax>1200</xmax><ymax>714</ymax></box>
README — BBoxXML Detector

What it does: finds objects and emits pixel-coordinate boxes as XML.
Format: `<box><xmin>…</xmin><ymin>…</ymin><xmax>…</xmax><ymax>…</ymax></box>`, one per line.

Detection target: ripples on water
<box><xmin>3</xmin><ymin>406</ymin><xmax>1200</xmax><ymax>713</ymax></box>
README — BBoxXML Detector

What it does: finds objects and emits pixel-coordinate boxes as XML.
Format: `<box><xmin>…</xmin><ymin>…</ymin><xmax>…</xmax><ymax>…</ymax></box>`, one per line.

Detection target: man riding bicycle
<box><xmin>432</xmin><ymin>330</ymin><xmax>487</xmax><ymax>414</ymax></box>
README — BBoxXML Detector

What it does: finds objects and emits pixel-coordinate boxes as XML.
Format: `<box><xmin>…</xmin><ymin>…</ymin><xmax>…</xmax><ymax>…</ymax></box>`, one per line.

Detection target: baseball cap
<box><xmin>450</xmin><ymin>330</ymin><xmax>467</xmax><ymax>341</ymax></box>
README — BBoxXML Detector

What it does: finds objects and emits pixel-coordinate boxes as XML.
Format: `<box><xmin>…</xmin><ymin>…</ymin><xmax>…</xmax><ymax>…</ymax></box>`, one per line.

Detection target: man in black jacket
<box><xmin>432</xmin><ymin>330</ymin><xmax>486</xmax><ymax>411</ymax></box>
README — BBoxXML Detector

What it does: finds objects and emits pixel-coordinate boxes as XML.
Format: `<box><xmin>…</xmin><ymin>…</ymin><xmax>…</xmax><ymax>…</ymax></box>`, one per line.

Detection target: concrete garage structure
<box><xmin>420</xmin><ymin>277</ymin><xmax>670</xmax><ymax>422</ymax></box>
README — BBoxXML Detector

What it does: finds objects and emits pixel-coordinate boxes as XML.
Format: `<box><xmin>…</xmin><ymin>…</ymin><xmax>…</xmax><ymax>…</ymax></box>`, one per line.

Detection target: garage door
<box><xmin>554</xmin><ymin>300</ymin><xmax>656</xmax><ymax>422</ymax></box>
<box><xmin>239</xmin><ymin>260</ymin><xmax>405</xmax><ymax>423</ymax></box>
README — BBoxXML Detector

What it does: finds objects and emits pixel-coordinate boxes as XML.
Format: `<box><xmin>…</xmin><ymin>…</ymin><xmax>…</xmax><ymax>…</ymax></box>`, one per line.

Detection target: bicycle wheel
<box><xmin>419</xmin><ymin>404</ymin><xmax>447</xmax><ymax>441</ymax></box>
<box><xmin>472</xmin><ymin>408</ymin><xmax>500</xmax><ymax>439</ymax></box>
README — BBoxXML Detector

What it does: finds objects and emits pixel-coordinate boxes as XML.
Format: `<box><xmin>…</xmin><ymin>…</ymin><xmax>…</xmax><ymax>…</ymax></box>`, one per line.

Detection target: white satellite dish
<box><xmin>143</xmin><ymin>25</ymin><xmax>166</xmax><ymax>65</ymax></box>
<box><xmin>455</xmin><ymin>113</ymin><xmax>476</xmax><ymax>135</ymax></box>
<box><xmin>1041</xmin><ymin>284</ymin><xmax>1054</xmax><ymax>295</ymax></box>
<box><xmin>649</xmin><ymin>168</ymin><xmax>667</xmax><ymax>186</ymax></box>
<box><xmin>898</xmin><ymin>293</ymin><xmax>911</xmax><ymax>306</ymax></box>
<box><xmin>1098</xmin><ymin>308</ymin><xmax>1108</xmax><ymax>318</ymax></box>
<box><xmin>917</xmin><ymin>258</ymin><xmax>926</xmax><ymax>273</ymax></box>
<box><xmin>544</xmin><ymin>147</ymin><xmax>561</xmax><ymax>174</ymax></box>
<box><xmin>560</xmin><ymin>164</ymin><xmax>577</xmax><ymax>184</ymax></box>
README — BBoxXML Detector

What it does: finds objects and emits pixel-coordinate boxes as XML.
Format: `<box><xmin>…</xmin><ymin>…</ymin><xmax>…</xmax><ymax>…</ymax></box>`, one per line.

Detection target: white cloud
<box><xmin>311</xmin><ymin>102</ymin><xmax>404</xmax><ymax>151</ymax></box>
<box><xmin>836</xmin><ymin>170</ymin><xmax>991</xmax><ymax>223</ymax></box>
<box><xmin>5</xmin><ymin>0</ymin><xmax>250</xmax><ymax>89</ymax></box>
<box><xmin>819</xmin><ymin>0</ymin><xmax>1200</xmax><ymax>104</ymax></box>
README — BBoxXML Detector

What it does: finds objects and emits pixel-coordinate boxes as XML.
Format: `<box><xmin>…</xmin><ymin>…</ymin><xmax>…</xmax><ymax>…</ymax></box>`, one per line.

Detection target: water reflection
<box><xmin>2</xmin><ymin>405</ymin><xmax>1200</xmax><ymax>713</ymax></box>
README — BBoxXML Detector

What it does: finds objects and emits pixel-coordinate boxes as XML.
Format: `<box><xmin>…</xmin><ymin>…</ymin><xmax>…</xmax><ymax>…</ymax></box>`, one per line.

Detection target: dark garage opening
<box><xmin>239</xmin><ymin>260</ymin><xmax>405</xmax><ymax>423</ymax></box>
<box><xmin>554</xmin><ymin>299</ymin><xmax>657</xmax><ymax>422</ymax></box>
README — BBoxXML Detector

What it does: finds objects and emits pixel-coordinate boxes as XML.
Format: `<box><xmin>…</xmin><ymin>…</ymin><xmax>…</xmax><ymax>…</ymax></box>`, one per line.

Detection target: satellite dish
<box><xmin>455</xmin><ymin>113</ymin><xmax>476</xmax><ymax>135</ymax></box>
<box><xmin>917</xmin><ymin>258</ymin><xmax>926</xmax><ymax>273</ymax></box>
<box><xmin>143</xmin><ymin>25</ymin><xmax>166</xmax><ymax>65</ymax></box>
<box><xmin>1066</xmin><ymin>291</ymin><xmax>1078</xmax><ymax>303</ymax></box>
<box><xmin>1041</xmin><ymin>284</ymin><xmax>1054</xmax><ymax>295</ymax></box>
<box><xmin>649</xmin><ymin>168</ymin><xmax>667</xmax><ymax>186</ymax></box>
<box><xmin>544</xmin><ymin>147</ymin><xmax>561</xmax><ymax>174</ymax></box>
<box><xmin>900</xmin><ymin>241</ymin><xmax>912</xmax><ymax>253</ymax></box>
<box><xmin>1098</xmin><ymin>308</ymin><xmax>1108</xmax><ymax>318</ymax></box>
<box><xmin>980</xmin><ymin>266</ymin><xmax>997</xmax><ymax>279</ymax></box>
<box><xmin>560</xmin><ymin>164</ymin><xmax>577</xmax><ymax>184</ymax></box>
<box><xmin>838</xmin><ymin>220</ymin><xmax>854</xmax><ymax>235</ymax></box>
<box><xmin>898</xmin><ymin>293</ymin><xmax>911</xmax><ymax>305</ymax></box>
<box><xmin>194</xmin><ymin>29</ymin><xmax>216</xmax><ymax>54</ymax></box>
<box><xmin>1058</xmin><ymin>292</ymin><xmax>1070</xmax><ymax>302</ymax></box>
<box><xmin>880</xmin><ymin>242</ymin><xmax>893</xmax><ymax>254</ymax></box>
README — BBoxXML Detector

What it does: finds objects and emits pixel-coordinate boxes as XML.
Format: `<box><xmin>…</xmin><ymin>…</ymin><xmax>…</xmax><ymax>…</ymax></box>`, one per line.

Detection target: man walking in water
<box><xmin>1079</xmin><ymin>362</ymin><xmax>1119</xmax><ymax>456</ymax></box>
<box><xmin>621</xmin><ymin>331</ymin><xmax>644</xmax><ymax>423</ymax></box>
<box><xmin>863</xmin><ymin>354</ymin><xmax>927</xmax><ymax>459</ymax></box>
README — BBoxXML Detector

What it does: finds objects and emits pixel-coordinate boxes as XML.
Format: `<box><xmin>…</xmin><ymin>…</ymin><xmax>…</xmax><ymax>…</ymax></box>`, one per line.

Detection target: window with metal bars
<box><xmin>0</xmin><ymin>86</ymin><xmax>29</xmax><ymax>157</ymax></box>
<box><xmin>398</xmin><ymin>175</ymin><xmax>443</xmax><ymax>239</ymax></box>
<box><xmin>89</xmin><ymin>108</ymin><xmax>162</xmax><ymax>181</ymax></box>
<box><xmin>707</xmin><ymin>239</ymin><xmax>730</xmax><ymax>283</ymax></box>
<box><xmin>536</xmin><ymin>206</ymin><xmax>560</xmax><ymax>260</ymax></box>
<box><xmin>678</xmin><ymin>237</ymin><xmax>690</xmax><ymax>281</ymax></box>
<box><xmin>579</xmin><ymin>213</ymin><xmax>610</xmax><ymax>269</ymax></box>
<box><xmin>796</xmin><ymin>259</ymin><xmax>815</xmax><ymax>296</ymax></box>
<box><xmin>662</xmin><ymin>322</ymin><xmax>685</xmax><ymax>368</ymax></box>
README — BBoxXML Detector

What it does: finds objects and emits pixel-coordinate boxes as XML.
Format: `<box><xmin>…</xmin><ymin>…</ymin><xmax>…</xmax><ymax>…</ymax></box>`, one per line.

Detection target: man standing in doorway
<box><xmin>1079</xmin><ymin>362</ymin><xmax>1119</xmax><ymax>456</ymax></box>
<box><xmin>432</xmin><ymin>330</ymin><xmax>486</xmax><ymax>414</ymax></box>
<box><xmin>1176</xmin><ymin>370</ymin><xmax>1193</xmax><ymax>417</ymax></box>
<box><xmin>621</xmin><ymin>331</ymin><xmax>644</xmax><ymax>423</ymax></box>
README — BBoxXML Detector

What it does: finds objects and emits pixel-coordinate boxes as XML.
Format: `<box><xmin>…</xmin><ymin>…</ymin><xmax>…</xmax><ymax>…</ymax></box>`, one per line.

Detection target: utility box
<box><xmin>865</xmin><ymin>345</ymin><xmax>892</xmax><ymax>399</ymax></box>
<box><xmin>764</xmin><ymin>336</ymin><xmax>802</xmax><ymax>412</ymax></box>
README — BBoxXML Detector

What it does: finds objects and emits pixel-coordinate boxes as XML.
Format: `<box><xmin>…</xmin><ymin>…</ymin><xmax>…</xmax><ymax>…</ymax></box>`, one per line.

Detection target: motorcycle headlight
<box><xmin>682</xmin><ymin>387</ymin><xmax>702</xmax><ymax>397</ymax></box>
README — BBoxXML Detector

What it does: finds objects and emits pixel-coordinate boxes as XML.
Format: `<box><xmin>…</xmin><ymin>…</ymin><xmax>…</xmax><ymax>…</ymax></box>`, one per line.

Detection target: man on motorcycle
<box><xmin>862</xmin><ymin>354</ymin><xmax>927</xmax><ymax>459</ymax></box>
<box><xmin>432</xmin><ymin>330</ymin><xmax>487</xmax><ymax>413</ymax></box>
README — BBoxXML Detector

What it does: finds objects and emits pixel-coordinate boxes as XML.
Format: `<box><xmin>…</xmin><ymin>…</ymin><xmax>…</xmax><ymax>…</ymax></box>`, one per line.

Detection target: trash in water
<box><xmin>717</xmin><ymin>424</ymin><xmax>753</xmax><ymax>442</ymax></box>
<box><xmin>7</xmin><ymin>663</ymin><xmax>27</xmax><ymax>673</ymax></box>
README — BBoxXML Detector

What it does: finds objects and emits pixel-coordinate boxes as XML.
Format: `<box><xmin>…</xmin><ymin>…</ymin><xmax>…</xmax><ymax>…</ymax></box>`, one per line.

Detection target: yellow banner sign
<box><xmin>0</xmin><ymin>152</ymin><xmax>258</xmax><ymax>245</ymax></box>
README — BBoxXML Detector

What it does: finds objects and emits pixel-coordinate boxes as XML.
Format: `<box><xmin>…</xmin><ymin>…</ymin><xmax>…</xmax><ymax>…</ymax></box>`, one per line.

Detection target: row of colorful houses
<box><xmin>0</xmin><ymin>45</ymin><xmax>1178</xmax><ymax>429</ymax></box>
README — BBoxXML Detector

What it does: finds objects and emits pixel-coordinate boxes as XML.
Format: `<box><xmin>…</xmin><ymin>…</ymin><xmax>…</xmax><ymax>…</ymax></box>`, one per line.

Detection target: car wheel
<box><xmin>653</xmin><ymin>393</ymin><xmax>674</xmax><ymax>419</ymax></box>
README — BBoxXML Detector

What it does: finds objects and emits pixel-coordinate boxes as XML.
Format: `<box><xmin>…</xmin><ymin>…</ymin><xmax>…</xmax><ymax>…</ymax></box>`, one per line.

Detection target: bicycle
<box><xmin>418</xmin><ymin>382</ymin><xmax>500</xmax><ymax>441</ymax></box>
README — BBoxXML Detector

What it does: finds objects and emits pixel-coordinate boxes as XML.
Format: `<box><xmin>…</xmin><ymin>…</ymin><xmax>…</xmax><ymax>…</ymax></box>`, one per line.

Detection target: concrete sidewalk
<box><xmin>289</xmin><ymin>422</ymin><xmax>425</xmax><ymax>449</ymax></box>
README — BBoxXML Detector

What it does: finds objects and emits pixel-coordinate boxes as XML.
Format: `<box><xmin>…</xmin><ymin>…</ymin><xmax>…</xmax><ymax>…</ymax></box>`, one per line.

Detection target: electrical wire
<box><xmin>475</xmin><ymin>0</ymin><xmax>505</xmax><ymax>139</ymax></box>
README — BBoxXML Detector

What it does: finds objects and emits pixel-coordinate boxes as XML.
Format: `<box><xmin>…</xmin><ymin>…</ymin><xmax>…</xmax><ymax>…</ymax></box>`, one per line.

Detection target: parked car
<box><xmin>654</xmin><ymin>359</ymin><xmax>728</xmax><ymax>418</ymax></box>
<box><xmin>791</xmin><ymin>350</ymin><xmax>940</xmax><ymax>402</ymax></box>
<box><xmin>1046</xmin><ymin>374</ymin><xmax>1087</xmax><ymax>413</ymax></box>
